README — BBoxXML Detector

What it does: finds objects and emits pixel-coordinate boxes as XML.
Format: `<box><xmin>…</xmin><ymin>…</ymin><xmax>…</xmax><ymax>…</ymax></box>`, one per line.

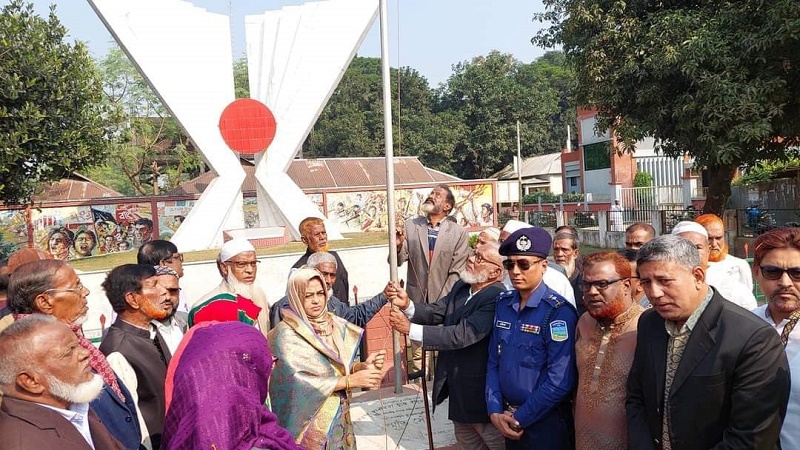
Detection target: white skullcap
<box><xmin>480</xmin><ymin>227</ymin><xmax>501</xmax><ymax>242</ymax></box>
<box><xmin>219</xmin><ymin>238</ymin><xmax>256</xmax><ymax>262</ymax></box>
<box><xmin>671</xmin><ymin>221</ymin><xmax>708</xmax><ymax>238</ymax></box>
<box><xmin>502</xmin><ymin>219</ymin><xmax>532</xmax><ymax>234</ymax></box>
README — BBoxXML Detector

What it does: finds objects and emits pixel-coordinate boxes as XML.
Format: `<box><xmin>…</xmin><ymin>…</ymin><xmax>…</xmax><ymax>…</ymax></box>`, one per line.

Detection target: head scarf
<box><xmin>286</xmin><ymin>267</ymin><xmax>343</xmax><ymax>359</ymax></box>
<box><xmin>162</xmin><ymin>321</ymin><xmax>301</xmax><ymax>450</ymax></box>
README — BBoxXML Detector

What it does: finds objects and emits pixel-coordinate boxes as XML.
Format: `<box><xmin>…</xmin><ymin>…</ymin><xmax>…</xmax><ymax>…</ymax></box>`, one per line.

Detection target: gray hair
<box><xmin>0</xmin><ymin>314</ymin><xmax>59</xmax><ymax>385</ymax></box>
<box><xmin>307</xmin><ymin>252</ymin><xmax>337</xmax><ymax>269</ymax></box>
<box><xmin>636</xmin><ymin>234</ymin><xmax>701</xmax><ymax>272</ymax></box>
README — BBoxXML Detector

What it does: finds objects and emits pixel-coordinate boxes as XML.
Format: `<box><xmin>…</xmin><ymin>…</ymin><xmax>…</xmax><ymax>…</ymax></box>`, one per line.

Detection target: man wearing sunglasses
<box><xmin>151</xmin><ymin>266</ymin><xmax>187</xmax><ymax>355</ymax></box>
<box><xmin>627</xmin><ymin>235</ymin><xmax>789</xmax><ymax>450</ymax></box>
<box><xmin>138</xmin><ymin>240</ymin><xmax>187</xmax><ymax>313</ymax></box>
<box><xmin>486</xmin><ymin>227</ymin><xmax>578</xmax><ymax>450</ymax></box>
<box><xmin>752</xmin><ymin>227</ymin><xmax>800</xmax><ymax>449</ymax></box>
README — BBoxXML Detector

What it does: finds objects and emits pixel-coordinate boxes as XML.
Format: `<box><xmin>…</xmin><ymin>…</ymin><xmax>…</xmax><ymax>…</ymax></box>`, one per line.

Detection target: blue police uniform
<box><xmin>486</xmin><ymin>226</ymin><xmax>578</xmax><ymax>449</ymax></box>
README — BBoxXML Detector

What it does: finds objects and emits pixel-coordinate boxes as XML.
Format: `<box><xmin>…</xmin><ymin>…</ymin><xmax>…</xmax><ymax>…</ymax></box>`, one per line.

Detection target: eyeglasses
<box><xmin>759</xmin><ymin>265</ymin><xmax>800</xmax><ymax>282</ymax></box>
<box><xmin>502</xmin><ymin>258</ymin><xmax>544</xmax><ymax>271</ymax></box>
<box><xmin>226</xmin><ymin>260</ymin><xmax>260</xmax><ymax>270</ymax></box>
<box><xmin>161</xmin><ymin>253</ymin><xmax>184</xmax><ymax>263</ymax></box>
<box><xmin>580</xmin><ymin>278</ymin><xmax>627</xmax><ymax>291</ymax></box>
<box><xmin>43</xmin><ymin>282</ymin><xmax>89</xmax><ymax>296</ymax></box>
<box><xmin>470</xmin><ymin>250</ymin><xmax>501</xmax><ymax>268</ymax></box>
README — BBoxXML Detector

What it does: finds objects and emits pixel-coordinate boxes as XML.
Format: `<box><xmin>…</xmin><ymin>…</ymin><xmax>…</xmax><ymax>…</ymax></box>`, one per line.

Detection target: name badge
<box><xmin>496</xmin><ymin>320</ymin><xmax>511</xmax><ymax>330</ymax></box>
<box><xmin>520</xmin><ymin>324</ymin><xmax>540</xmax><ymax>334</ymax></box>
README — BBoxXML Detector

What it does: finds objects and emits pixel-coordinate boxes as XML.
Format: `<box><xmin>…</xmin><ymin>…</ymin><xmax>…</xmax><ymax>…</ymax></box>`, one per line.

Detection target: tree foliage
<box><xmin>91</xmin><ymin>46</ymin><xmax>204</xmax><ymax>196</ymax></box>
<box><xmin>0</xmin><ymin>0</ymin><xmax>117</xmax><ymax>204</ymax></box>
<box><xmin>533</xmin><ymin>0</ymin><xmax>800</xmax><ymax>214</ymax></box>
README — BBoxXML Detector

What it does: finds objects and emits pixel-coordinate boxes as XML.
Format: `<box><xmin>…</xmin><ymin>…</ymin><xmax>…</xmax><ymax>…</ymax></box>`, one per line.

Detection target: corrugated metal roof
<box><xmin>491</xmin><ymin>152</ymin><xmax>563</xmax><ymax>180</ymax></box>
<box><xmin>165</xmin><ymin>156</ymin><xmax>461</xmax><ymax>195</ymax></box>
<box><xmin>34</xmin><ymin>174</ymin><xmax>123</xmax><ymax>201</ymax></box>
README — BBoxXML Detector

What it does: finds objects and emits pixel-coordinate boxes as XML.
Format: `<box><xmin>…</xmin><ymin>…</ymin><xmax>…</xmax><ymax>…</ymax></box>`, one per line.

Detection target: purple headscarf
<box><xmin>161</xmin><ymin>321</ymin><xmax>302</xmax><ymax>450</ymax></box>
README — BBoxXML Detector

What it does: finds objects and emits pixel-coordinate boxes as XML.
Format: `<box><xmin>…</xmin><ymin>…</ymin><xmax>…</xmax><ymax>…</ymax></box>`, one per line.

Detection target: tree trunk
<box><xmin>703</xmin><ymin>163</ymin><xmax>736</xmax><ymax>215</ymax></box>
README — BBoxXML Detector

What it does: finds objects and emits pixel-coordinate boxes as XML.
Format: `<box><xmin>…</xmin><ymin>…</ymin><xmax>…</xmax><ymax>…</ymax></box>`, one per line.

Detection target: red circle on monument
<box><xmin>218</xmin><ymin>99</ymin><xmax>277</xmax><ymax>154</ymax></box>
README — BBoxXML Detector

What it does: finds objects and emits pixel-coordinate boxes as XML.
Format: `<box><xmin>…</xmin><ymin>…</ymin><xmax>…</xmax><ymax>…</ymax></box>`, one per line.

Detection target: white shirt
<box><xmin>38</xmin><ymin>402</ymin><xmax>94</xmax><ymax>449</ymax></box>
<box><xmin>106</xmin><ymin>352</ymin><xmax>153</xmax><ymax>450</ymax></box>
<box><xmin>752</xmin><ymin>305</ymin><xmax>800</xmax><ymax>450</ymax></box>
<box><xmin>403</xmin><ymin>288</ymin><xmax>478</xmax><ymax>343</ymax></box>
<box><xmin>152</xmin><ymin>318</ymin><xmax>184</xmax><ymax>355</ymax></box>
<box><xmin>707</xmin><ymin>254</ymin><xmax>754</xmax><ymax>292</ymax></box>
<box><xmin>706</xmin><ymin>270</ymin><xmax>758</xmax><ymax>310</ymax></box>
<box><xmin>502</xmin><ymin>267</ymin><xmax>576</xmax><ymax>307</ymax></box>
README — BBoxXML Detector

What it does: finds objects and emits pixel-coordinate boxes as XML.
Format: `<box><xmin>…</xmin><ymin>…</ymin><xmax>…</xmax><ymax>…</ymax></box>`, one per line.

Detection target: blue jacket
<box><xmin>90</xmin><ymin>374</ymin><xmax>145</xmax><ymax>450</ymax></box>
<box><xmin>485</xmin><ymin>282</ymin><xmax>578</xmax><ymax>430</ymax></box>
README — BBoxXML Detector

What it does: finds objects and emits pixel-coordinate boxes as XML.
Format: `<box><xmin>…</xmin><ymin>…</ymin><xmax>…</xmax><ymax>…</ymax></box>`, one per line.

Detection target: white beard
<box><xmin>420</xmin><ymin>202</ymin><xmax>435</xmax><ymax>214</ymax></box>
<box><xmin>460</xmin><ymin>267</ymin><xmax>490</xmax><ymax>285</ymax></box>
<box><xmin>225</xmin><ymin>272</ymin><xmax>268</xmax><ymax>308</ymax></box>
<box><xmin>46</xmin><ymin>373</ymin><xmax>104</xmax><ymax>404</ymax></box>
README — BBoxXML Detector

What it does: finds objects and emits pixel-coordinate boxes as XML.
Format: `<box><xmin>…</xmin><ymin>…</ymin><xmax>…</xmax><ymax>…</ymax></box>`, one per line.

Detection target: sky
<box><xmin>6</xmin><ymin>0</ymin><xmax>554</xmax><ymax>87</ymax></box>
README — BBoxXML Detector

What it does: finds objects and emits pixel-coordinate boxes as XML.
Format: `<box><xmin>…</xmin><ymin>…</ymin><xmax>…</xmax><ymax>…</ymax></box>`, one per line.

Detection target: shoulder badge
<box><xmin>550</xmin><ymin>319</ymin><xmax>569</xmax><ymax>342</ymax></box>
<box><xmin>516</xmin><ymin>235</ymin><xmax>532</xmax><ymax>252</ymax></box>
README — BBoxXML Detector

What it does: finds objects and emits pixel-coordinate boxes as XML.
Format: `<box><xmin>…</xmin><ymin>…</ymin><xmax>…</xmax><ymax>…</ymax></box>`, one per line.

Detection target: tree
<box><xmin>92</xmin><ymin>47</ymin><xmax>204</xmax><ymax>195</ymax></box>
<box><xmin>533</xmin><ymin>0</ymin><xmax>800</xmax><ymax>214</ymax></box>
<box><xmin>0</xmin><ymin>1</ymin><xmax>117</xmax><ymax>204</ymax></box>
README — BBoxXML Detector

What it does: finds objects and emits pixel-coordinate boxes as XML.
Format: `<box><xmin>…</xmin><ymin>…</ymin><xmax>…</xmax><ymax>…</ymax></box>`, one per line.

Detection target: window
<box><xmin>583</xmin><ymin>141</ymin><xmax>612</xmax><ymax>171</ymax></box>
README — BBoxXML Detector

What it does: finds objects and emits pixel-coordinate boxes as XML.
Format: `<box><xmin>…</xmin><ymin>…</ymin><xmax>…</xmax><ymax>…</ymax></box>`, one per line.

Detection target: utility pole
<box><xmin>517</xmin><ymin>120</ymin><xmax>523</xmax><ymax>220</ymax></box>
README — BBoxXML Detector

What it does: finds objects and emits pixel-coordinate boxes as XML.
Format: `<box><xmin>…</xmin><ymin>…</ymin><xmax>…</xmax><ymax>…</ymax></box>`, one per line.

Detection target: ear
<box><xmin>218</xmin><ymin>262</ymin><xmax>229</xmax><ymax>278</ymax></box>
<box><xmin>300</xmin><ymin>235</ymin><xmax>310</xmax><ymax>246</ymax></box>
<box><xmin>17</xmin><ymin>371</ymin><xmax>45</xmax><ymax>395</ymax></box>
<box><xmin>124</xmin><ymin>291</ymin><xmax>141</xmax><ymax>310</ymax></box>
<box><xmin>692</xmin><ymin>266</ymin><xmax>706</xmax><ymax>286</ymax></box>
<box><xmin>34</xmin><ymin>294</ymin><xmax>54</xmax><ymax>314</ymax></box>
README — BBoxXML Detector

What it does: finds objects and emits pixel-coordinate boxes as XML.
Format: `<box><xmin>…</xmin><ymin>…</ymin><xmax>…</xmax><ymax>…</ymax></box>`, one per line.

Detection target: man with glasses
<box><xmin>574</xmin><ymin>251</ymin><xmax>644</xmax><ymax>449</ymax></box>
<box><xmin>387</xmin><ymin>242</ymin><xmax>507</xmax><ymax>449</ymax></box>
<box><xmin>138</xmin><ymin>240</ymin><xmax>187</xmax><ymax>313</ymax></box>
<box><xmin>151</xmin><ymin>266</ymin><xmax>187</xmax><ymax>355</ymax></box>
<box><xmin>751</xmin><ymin>227</ymin><xmax>800</xmax><ymax>449</ymax></box>
<box><xmin>627</xmin><ymin>235</ymin><xmax>789</xmax><ymax>449</ymax></box>
<box><xmin>486</xmin><ymin>227</ymin><xmax>578</xmax><ymax>450</ymax></box>
<box><xmin>192</xmin><ymin>239</ymin><xmax>270</xmax><ymax>332</ymax></box>
<box><xmin>2</xmin><ymin>259</ymin><xmax>144</xmax><ymax>450</ymax></box>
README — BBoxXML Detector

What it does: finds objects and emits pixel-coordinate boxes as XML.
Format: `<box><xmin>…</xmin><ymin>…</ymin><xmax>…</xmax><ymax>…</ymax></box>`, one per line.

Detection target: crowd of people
<box><xmin>0</xmin><ymin>184</ymin><xmax>798</xmax><ymax>450</ymax></box>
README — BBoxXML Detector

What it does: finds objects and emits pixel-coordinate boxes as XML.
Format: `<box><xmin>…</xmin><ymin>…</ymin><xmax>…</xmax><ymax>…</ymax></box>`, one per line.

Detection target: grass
<box><xmin>69</xmin><ymin>231</ymin><xmax>605</xmax><ymax>273</ymax></box>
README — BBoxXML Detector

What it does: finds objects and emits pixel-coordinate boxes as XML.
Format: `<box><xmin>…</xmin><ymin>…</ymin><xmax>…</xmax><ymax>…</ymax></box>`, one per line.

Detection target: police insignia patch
<box><xmin>516</xmin><ymin>235</ymin><xmax>532</xmax><ymax>252</ymax></box>
<box><xmin>550</xmin><ymin>320</ymin><xmax>569</xmax><ymax>342</ymax></box>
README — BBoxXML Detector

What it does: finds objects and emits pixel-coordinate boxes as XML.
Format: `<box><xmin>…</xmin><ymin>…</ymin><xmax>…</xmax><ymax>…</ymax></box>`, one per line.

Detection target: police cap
<box><xmin>499</xmin><ymin>227</ymin><xmax>552</xmax><ymax>258</ymax></box>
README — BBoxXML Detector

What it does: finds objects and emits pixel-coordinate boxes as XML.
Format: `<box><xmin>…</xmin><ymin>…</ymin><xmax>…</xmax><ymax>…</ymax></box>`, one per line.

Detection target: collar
<box><xmin>37</xmin><ymin>401</ymin><xmax>90</xmax><ymax>424</ymax></box>
<box><xmin>511</xmin><ymin>281</ymin><xmax>547</xmax><ymax>311</ymax></box>
<box><xmin>665</xmin><ymin>287</ymin><xmax>713</xmax><ymax>336</ymax></box>
<box><xmin>115</xmin><ymin>318</ymin><xmax>152</xmax><ymax>338</ymax></box>
<box><xmin>598</xmin><ymin>302</ymin><xmax>641</xmax><ymax>331</ymax></box>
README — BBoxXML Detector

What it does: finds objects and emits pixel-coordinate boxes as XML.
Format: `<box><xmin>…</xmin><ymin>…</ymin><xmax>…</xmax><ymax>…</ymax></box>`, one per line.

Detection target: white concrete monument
<box><xmin>88</xmin><ymin>0</ymin><xmax>378</xmax><ymax>249</ymax></box>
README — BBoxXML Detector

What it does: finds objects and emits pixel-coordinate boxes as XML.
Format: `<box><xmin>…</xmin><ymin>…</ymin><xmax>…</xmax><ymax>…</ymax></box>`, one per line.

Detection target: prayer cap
<box><xmin>219</xmin><ymin>239</ymin><xmax>255</xmax><ymax>262</ymax></box>
<box><xmin>671</xmin><ymin>221</ymin><xmax>708</xmax><ymax>238</ymax></box>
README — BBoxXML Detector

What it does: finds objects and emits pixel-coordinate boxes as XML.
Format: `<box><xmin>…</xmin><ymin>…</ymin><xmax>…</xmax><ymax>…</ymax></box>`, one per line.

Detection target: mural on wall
<box><xmin>30</xmin><ymin>203</ymin><xmax>154</xmax><ymax>260</ymax></box>
<box><xmin>326</xmin><ymin>183</ymin><xmax>495</xmax><ymax>234</ymax></box>
<box><xmin>0</xmin><ymin>210</ymin><xmax>29</xmax><ymax>260</ymax></box>
<box><xmin>157</xmin><ymin>200</ymin><xmax>195</xmax><ymax>239</ymax></box>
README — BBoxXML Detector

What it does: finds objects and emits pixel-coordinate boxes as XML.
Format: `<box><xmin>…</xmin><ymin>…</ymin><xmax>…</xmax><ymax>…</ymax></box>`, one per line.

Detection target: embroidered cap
<box><xmin>499</xmin><ymin>227</ymin><xmax>552</xmax><ymax>258</ymax></box>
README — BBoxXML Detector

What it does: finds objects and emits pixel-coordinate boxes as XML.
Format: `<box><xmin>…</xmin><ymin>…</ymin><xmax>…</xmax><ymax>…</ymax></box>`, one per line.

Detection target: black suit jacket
<box><xmin>0</xmin><ymin>396</ymin><xmax>124</xmax><ymax>450</ymax></box>
<box><xmin>292</xmin><ymin>249</ymin><xmax>350</xmax><ymax>303</ymax></box>
<box><xmin>626</xmin><ymin>290</ymin><xmax>790</xmax><ymax>450</ymax></box>
<box><xmin>411</xmin><ymin>279</ymin><xmax>506</xmax><ymax>423</ymax></box>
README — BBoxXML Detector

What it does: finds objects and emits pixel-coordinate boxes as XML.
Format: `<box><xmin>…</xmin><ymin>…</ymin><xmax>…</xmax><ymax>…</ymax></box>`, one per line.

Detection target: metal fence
<box><xmin>736</xmin><ymin>208</ymin><xmax>800</xmax><ymax>237</ymax></box>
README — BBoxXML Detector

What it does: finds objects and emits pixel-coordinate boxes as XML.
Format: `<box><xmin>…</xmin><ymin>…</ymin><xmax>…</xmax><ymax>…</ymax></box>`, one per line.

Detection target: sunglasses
<box><xmin>502</xmin><ymin>258</ymin><xmax>544</xmax><ymax>271</ymax></box>
<box><xmin>161</xmin><ymin>253</ymin><xmax>184</xmax><ymax>263</ymax></box>
<box><xmin>580</xmin><ymin>278</ymin><xmax>627</xmax><ymax>292</ymax></box>
<box><xmin>759</xmin><ymin>265</ymin><xmax>800</xmax><ymax>282</ymax></box>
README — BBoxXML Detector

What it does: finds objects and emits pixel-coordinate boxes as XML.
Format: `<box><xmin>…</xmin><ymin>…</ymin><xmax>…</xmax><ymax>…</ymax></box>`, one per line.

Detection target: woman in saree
<box><xmin>162</xmin><ymin>321</ymin><xmax>301</xmax><ymax>450</ymax></box>
<box><xmin>268</xmin><ymin>267</ymin><xmax>385</xmax><ymax>450</ymax></box>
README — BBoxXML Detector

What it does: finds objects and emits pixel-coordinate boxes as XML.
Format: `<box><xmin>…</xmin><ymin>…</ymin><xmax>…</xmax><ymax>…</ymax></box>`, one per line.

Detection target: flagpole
<box><xmin>379</xmin><ymin>0</ymin><xmax>403</xmax><ymax>395</ymax></box>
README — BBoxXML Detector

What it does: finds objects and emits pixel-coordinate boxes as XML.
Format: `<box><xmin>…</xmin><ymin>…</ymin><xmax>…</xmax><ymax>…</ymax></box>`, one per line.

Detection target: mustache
<box><xmin>772</xmin><ymin>288</ymin><xmax>800</xmax><ymax>297</ymax></box>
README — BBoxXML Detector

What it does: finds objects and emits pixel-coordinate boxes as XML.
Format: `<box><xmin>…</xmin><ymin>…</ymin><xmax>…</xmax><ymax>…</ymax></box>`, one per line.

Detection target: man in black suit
<box><xmin>388</xmin><ymin>241</ymin><xmax>507</xmax><ymax>450</ymax></box>
<box><xmin>626</xmin><ymin>235</ymin><xmax>790</xmax><ymax>450</ymax></box>
<box><xmin>292</xmin><ymin>217</ymin><xmax>350</xmax><ymax>303</ymax></box>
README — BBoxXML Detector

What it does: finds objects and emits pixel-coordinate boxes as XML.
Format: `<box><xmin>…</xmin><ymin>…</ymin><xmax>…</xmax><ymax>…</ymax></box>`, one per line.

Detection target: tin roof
<box><xmin>33</xmin><ymin>173</ymin><xmax>123</xmax><ymax>201</ymax></box>
<box><xmin>165</xmin><ymin>156</ymin><xmax>461</xmax><ymax>195</ymax></box>
<box><xmin>491</xmin><ymin>152</ymin><xmax>563</xmax><ymax>180</ymax></box>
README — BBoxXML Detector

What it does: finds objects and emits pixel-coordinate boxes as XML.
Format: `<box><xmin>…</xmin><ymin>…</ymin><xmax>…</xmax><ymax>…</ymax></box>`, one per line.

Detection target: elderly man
<box><xmin>477</xmin><ymin>227</ymin><xmax>501</xmax><ymax>247</ymax></box>
<box><xmin>624</xmin><ymin>222</ymin><xmax>656</xmax><ymax>250</ymax></box>
<box><xmin>291</xmin><ymin>217</ymin><xmax>350</xmax><ymax>303</ymax></box>
<box><xmin>574</xmin><ymin>251</ymin><xmax>644</xmax><ymax>449</ymax></box>
<box><xmin>138</xmin><ymin>240</ymin><xmax>187</xmax><ymax>313</ymax></box>
<box><xmin>271</xmin><ymin>251</ymin><xmax>395</xmax><ymax>327</ymax></box>
<box><xmin>100</xmin><ymin>264</ymin><xmax>172</xmax><ymax>450</ymax></box>
<box><xmin>0</xmin><ymin>315</ymin><xmax>124</xmax><ymax>450</ymax></box>
<box><xmin>387</xmin><ymin>242</ymin><xmax>507</xmax><ymax>450</ymax></box>
<box><xmin>751</xmin><ymin>227</ymin><xmax>800</xmax><ymax>449</ymax></box>
<box><xmin>671</xmin><ymin>221</ymin><xmax>757</xmax><ymax>310</ymax></box>
<box><xmin>192</xmin><ymin>239</ymin><xmax>270</xmax><ymax>332</ymax></box>
<box><xmin>486</xmin><ymin>227</ymin><xmax>578</xmax><ymax>450</ymax></box>
<box><xmin>695</xmin><ymin>213</ymin><xmax>754</xmax><ymax>291</ymax></box>
<box><xmin>3</xmin><ymin>260</ymin><xmax>143</xmax><ymax>449</ymax></box>
<box><xmin>626</xmin><ymin>235</ymin><xmax>789</xmax><ymax>449</ymax></box>
<box><xmin>397</xmin><ymin>184</ymin><xmax>470</xmax><ymax>372</ymax></box>
<box><xmin>151</xmin><ymin>266</ymin><xmax>187</xmax><ymax>355</ymax></box>
<box><xmin>499</xmin><ymin>220</ymin><xmax>575</xmax><ymax>306</ymax></box>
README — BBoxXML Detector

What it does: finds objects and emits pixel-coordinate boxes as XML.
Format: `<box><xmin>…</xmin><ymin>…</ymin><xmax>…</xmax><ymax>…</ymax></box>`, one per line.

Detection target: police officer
<box><xmin>485</xmin><ymin>227</ymin><xmax>578</xmax><ymax>450</ymax></box>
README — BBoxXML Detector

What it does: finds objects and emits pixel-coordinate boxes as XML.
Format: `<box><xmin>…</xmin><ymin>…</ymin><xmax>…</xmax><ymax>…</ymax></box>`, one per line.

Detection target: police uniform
<box><xmin>485</xmin><ymin>227</ymin><xmax>578</xmax><ymax>450</ymax></box>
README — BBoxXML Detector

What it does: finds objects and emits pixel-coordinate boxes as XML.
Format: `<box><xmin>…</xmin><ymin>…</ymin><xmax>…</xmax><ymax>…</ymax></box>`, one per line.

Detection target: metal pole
<box><xmin>517</xmin><ymin>120</ymin><xmax>523</xmax><ymax>219</ymax></box>
<box><xmin>379</xmin><ymin>0</ymin><xmax>403</xmax><ymax>395</ymax></box>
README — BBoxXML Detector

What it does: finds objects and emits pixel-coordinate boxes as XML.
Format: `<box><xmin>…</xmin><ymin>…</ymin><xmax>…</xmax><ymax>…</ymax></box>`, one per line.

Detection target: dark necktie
<box><xmin>780</xmin><ymin>310</ymin><xmax>800</xmax><ymax>347</ymax></box>
<box><xmin>152</xmin><ymin>334</ymin><xmax>167</xmax><ymax>365</ymax></box>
